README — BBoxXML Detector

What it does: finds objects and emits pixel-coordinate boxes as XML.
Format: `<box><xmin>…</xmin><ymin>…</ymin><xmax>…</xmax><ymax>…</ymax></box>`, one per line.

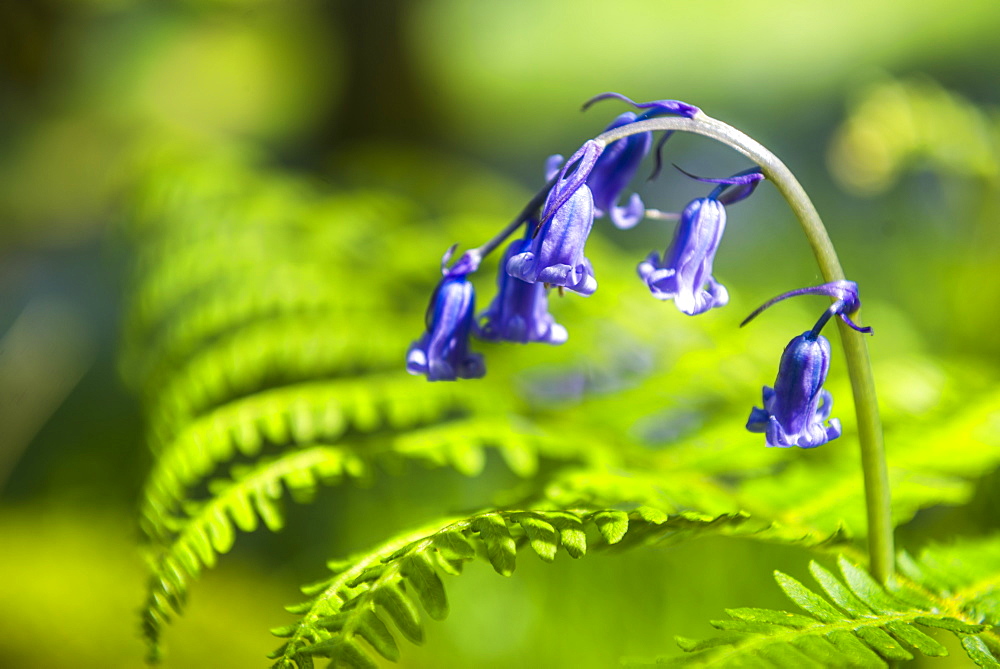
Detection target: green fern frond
<box><xmin>139</xmin><ymin>375</ymin><xmax>485</xmax><ymax>539</ymax></box>
<box><xmin>125</xmin><ymin>187</ymin><xmax>413</xmax><ymax>336</ymax></box>
<box><xmin>269</xmin><ymin>508</ymin><xmax>752</xmax><ymax>669</ymax></box>
<box><xmin>126</xmin><ymin>266</ymin><xmax>365</xmax><ymax>393</ymax></box>
<box><xmin>671</xmin><ymin>550</ymin><xmax>1000</xmax><ymax>668</ymax></box>
<box><xmin>142</xmin><ymin>445</ymin><xmax>366</xmax><ymax>658</ymax></box>
<box><xmin>142</xmin><ymin>316</ymin><xmax>407</xmax><ymax>444</ymax></box>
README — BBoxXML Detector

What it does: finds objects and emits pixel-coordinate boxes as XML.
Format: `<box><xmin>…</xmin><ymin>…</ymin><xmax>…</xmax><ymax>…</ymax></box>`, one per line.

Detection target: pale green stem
<box><xmin>597</xmin><ymin>113</ymin><xmax>893</xmax><ymax>582</ymax></box>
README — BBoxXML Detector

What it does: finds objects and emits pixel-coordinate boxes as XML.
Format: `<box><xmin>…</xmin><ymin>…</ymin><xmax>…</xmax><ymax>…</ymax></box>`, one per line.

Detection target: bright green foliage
<box><xmin>671</xmin><ymin>547</ymin><xmax>1000</xmax><ymax>667</ymax></box>
<box><xmin>128</xmin><ymin>130</ymin><xmax>1000</xmax><ymax>666</ymax></box>
<box><xmin>268</xmin><ymin>508</ymin><xmax>752</xmax><ymax>669</ymax></box>
<box><xmin>897</xmin><ymin>535</ymin><xmax>1000</xmax><ymax>625</ymax></box>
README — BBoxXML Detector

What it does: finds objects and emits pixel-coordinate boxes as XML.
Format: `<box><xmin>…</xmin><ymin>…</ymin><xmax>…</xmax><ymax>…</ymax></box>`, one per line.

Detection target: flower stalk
<box><xmin>598</xmin><ymin>114</ymin><xmax>893</xmax><ymax>582</ymax></box>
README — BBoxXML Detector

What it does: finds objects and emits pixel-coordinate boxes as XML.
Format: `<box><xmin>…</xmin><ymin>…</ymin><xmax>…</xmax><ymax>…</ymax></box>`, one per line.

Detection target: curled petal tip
<box><xmin>582</xmin><ymin>92</ymin><xmax>700</xmax><ymax>119</ymax></box>
<box><xmin>582</xmin><ymin>91</ymin><xmax>637</xmax><ymax>111</ymax></box>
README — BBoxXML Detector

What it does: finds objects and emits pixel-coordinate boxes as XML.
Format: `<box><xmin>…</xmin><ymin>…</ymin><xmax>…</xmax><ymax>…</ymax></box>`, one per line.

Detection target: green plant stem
<box><xmin>597</xmin><ymin>114</ymin><xmax>894</xmax><ymax>582</ymax></box>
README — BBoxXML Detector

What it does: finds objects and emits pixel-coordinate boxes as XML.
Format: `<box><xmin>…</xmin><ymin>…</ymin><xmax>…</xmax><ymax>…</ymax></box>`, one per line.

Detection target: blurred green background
<box><xmin>2</xmin><ymin>0</ymin><xmax>999</xmax><ymax>667</ymax></box>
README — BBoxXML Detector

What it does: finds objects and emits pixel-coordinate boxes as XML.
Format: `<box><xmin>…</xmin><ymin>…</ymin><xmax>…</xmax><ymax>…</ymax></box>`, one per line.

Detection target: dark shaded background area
<box><xmin>2</xmin><ymin>0</ymin><xmax>999</xmax><ymax>666</ymax></box>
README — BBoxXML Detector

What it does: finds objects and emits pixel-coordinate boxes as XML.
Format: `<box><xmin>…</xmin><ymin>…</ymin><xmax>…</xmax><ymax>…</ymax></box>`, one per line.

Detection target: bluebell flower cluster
<box><xmin>408</xmin><ymin>93</ymin><xmax>751</xmax><ymax>384</ymax></box>
<box><xmin>406</xmin><ymin>91</ymin><xmax>873</xmax><ymax>455</ymax></box>
<box><xmin>744</xmin><ymin>281</ymin><xmax>873</xmax><ymax>448</ymax></box>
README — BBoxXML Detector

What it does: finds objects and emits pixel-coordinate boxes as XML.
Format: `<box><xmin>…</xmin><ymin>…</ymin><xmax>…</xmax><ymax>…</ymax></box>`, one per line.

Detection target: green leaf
<box><xmin>548</xmin><ymin>512</ymin><xmax>587</xmax><ymax>559</ymax></box>
<box><xmin>512</xmin><ymin>512</ymin><xmax>559</xmax><ymax>563</ymax></box>
<box><xmin>355</xmin><ymin>609</ymin><xmax>399</xmax><ymax>662</ymax></box>
<box><xmin>914</xmin><ymin>616</ymin><xmax>986</xmax><ymax>634</ymax></box>
<box><xmin>373</xmin><ymin>584</ymin><xmax>423</xmax><ymax>645</ymax></box>
<box><xmin>963</xmin><ymin>635</ymin><xmax>1000</xmax><ymax>668</ymax></box>
<box><xmin>808</xmin><ymin>561</ymin><xmax>871</xmax><ymax>617</ymax></box>
<box><xmin>471</xmin><ymin>514</ymin><xmax>517</xmax><ymax>576</ymax></box>
<box><xmin>432</xmin><ymin>530</ymin><xmax>476</xmax><ymax>560</ymax></box>
<box><xmin>774</xmin><ymin>572</ymin><xmax>842</xmax><ymax>622</ymax></box>
<box><xmin>400</xmin><ymin>553</ymin><xmax>448</xmax><ymax>621</ymax></box>
<box><xmin>593</xmin><ymin>510</ymin><xmax>629</xmax><ymax>545</ymax></box>
<box><xmin>724</xmin><ymin>608</ymin><xmax>814</xmax><ymax>628</ymax></box>
<box><xmin>884</xmin><ymin>621</ymin><xmax>947</xmax><ymax>656</ymax></box>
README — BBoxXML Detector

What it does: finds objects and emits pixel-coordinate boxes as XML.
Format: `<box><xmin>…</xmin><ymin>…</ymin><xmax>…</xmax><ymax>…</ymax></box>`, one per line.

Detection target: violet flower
<box><xmin>478</xmin><ymin>227</ymin><xmax>568</xmax><ymax>345</ymax></box>
<box><xmin>406</xmin><ymin>258</ymin><xmax>485</xmax><ymax>381</ymax></box>
<box><xmin>507</xmin><ymin>140</ymin><xmax>602</xmax><ymax>296</ymax></box>
<box><xmin>746</xmin><ymin>331</ymin><xmax>841</xmax><ymax>448</ymax></box>
<box><xmin>638</xmin><ymin>197</ymin><xmax>728</xmax><ymax>315</ymax></box>
<box><xmin>743</xmin><ymin>280</ymin><xmax>873</xmax><ymax>448</ymax></box>
<box><xmin>637</xmin><ymin>169</ymin><xmax>764</xmax><ymax>315</ymax></box>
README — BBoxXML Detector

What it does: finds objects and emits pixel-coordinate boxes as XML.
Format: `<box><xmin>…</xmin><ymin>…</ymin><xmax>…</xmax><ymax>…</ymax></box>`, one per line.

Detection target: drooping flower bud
<box><xmin>407</xmin><ymin>259</ymin><xmax>485</xmax><ymax>381</ymax></box>
<box><xmin>746</xmin><ymin>332</ymin><xmax>842</xmax><ymax>448</ymax></box>
<box><xmin>638</xmin><ymin>169</ymin><xmax>764</xmax><ymax>315</ymax></box>
<box><xmin>638</xmin><ymin>197</ymin><xmax>729</xmax><ymax>315</ymax></box>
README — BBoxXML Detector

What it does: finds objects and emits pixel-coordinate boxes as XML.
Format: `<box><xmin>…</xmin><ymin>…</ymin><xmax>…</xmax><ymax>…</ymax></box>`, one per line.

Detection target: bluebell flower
<box><xmin>478</xmin><ymin>226</ymin><xmax>568</xmax><ymax>345</ymax></box>
<box><xmin>637</xmin><ymin>169</ymin><xmax>764</xmax><ymax>315</ymax></box>
<box><xmin>507</xmin><ymin>140</ymin><xmax>603</xmax><ymax>295</ymax></box>
<box><xmin>637</xmin><ymin>197</ymin><xmax>729</xmax><ymax>315</ymax></box>
<box><xmin>743</xmin><ymin>280</ymin><xmax>873</xmax><ymax>447</ymax></box>
<box><xmin>406</xmin><ymin>257</ymin><xmax>485</xmax><ymax>382</ymax></box>
<box><xmin>746</xmin><ymin>332</ymin><xmax>841</xmax><ymax>448</ymax></box>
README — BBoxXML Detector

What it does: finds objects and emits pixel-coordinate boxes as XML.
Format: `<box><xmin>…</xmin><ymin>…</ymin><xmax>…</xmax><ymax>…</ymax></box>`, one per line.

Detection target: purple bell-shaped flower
<box><xmin>478</xmin><ymin>227</ymin><xmax>568</xmax><ymax>345</ymax></box>
<box><xmin>743</xmin><ymin>280</ymin><xmax>874</xmax><ymax>447</ymax></box>
<box><xmin>407</xmin><ymin>259</ymin><xmax>485</xmax><ymax>381</ymax></box>
<box><xmin>638</xmin><ymin>169</ymin><xmax>763</xmax><ymax>316</ymax></box>
<box><xmin>638</xmin><ymin>197</ymin><xmax>729</xmax><ymax>316</ymax></box>
<box><xmin>507</xmin><ymin>140</ymin><xmax>603</xmax><ymax>296</ymax></box>
<box><xmin>587</xmin><ymin>112</ymin><xmax>652</xmax><ymax>230</ymax></box>
<box><xmin>746</xmin><ymin>332</ymin><xmax>842</xmax><ymax>448</ymax></box>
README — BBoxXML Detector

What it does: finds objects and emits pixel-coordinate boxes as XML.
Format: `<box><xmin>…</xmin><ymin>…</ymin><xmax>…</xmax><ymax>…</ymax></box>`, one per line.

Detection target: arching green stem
<box><xmin>598</xmin><ymin>114</ymin><xmax>893</xmax><ymax>582</ymax></box>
